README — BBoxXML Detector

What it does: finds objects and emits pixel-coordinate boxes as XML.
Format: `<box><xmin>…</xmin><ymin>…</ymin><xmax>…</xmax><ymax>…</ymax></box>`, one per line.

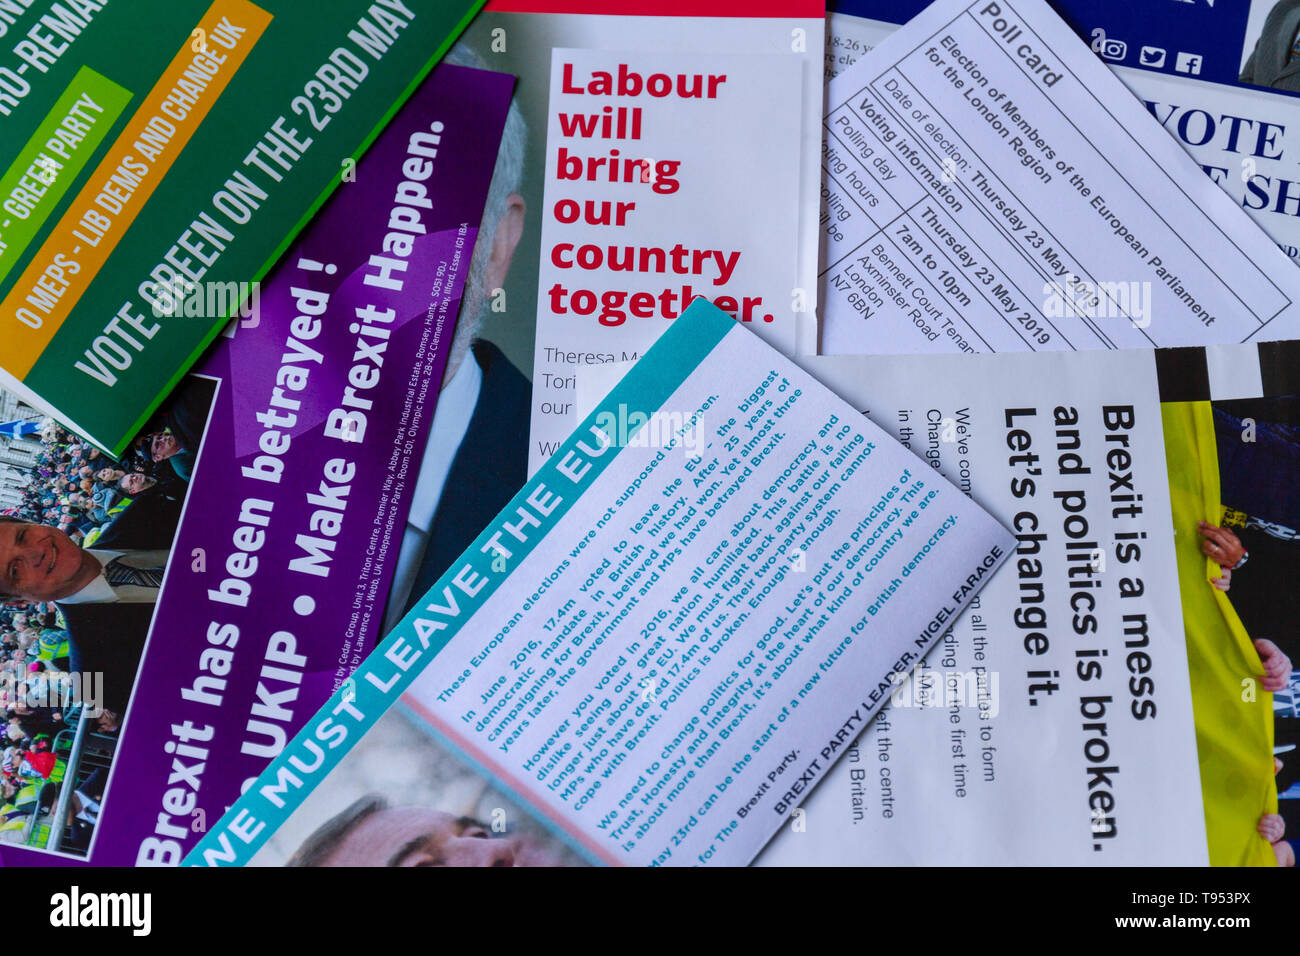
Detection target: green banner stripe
<box><xmin>0</xmin><ymin>66</ymin><xmax>131</xmax><ymax>287</ymax></box>
<box><xmin>106</xmin><ymin>0</ymin><xmax>489</xmax><ymax>459</ymax></box>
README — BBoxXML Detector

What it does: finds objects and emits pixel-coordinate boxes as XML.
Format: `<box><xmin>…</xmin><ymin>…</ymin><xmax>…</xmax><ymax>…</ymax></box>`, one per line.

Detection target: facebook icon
<box><xmin>1175</xmin><ymin>51</ymin><xmax>1203</xmax><ymax>74</ymax></box>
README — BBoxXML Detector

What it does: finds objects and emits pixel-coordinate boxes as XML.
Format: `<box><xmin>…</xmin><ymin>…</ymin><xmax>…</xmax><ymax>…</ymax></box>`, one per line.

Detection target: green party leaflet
<box><xmin>0</xmin><ymin>0</ymin><xmax>483</xmax><ymax>455</ymax></box>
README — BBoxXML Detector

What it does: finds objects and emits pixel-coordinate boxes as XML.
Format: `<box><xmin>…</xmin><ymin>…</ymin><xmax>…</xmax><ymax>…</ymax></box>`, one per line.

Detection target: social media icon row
<box><xmin>1090</xmin><ymin>30</ymin><xmax>1201</xmax><ymax>76</ymax></box>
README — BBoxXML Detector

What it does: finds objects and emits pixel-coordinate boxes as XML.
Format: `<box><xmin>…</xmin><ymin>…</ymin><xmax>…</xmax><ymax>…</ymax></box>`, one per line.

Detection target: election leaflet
<box><xmin>757</xmin><ymin>340</ymin><xmax>1300</xmax><ymax>866</ymax></box>
<box><xmin>0</xmin><ymin>62</ymin><xmax>509</xmax><ymax>865</ymax></box>
<box><xmin>0</xmin><ymin>0</ymin><xmax>482</xmax><ymax>454</ymax></box>
<box><xmin>186</xmin><ymin>297</ymin><xmax>1013</xmax><ymax>867</ymax></box>
<box><xmin>446</xmin><ymin>1</ymin><xmax>825</xmax><ymax>476</ymax></box>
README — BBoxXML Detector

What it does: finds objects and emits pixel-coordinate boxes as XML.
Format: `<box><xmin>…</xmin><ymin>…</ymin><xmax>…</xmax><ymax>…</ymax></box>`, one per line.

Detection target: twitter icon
<box><xmin>1140</xmin><ymin>46</ymin><xmax>1166</xmax><ymax>68</ymax></box>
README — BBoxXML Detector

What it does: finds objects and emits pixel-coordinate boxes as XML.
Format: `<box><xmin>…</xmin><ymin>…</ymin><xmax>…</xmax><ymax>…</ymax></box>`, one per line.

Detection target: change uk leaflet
<box><xmin>0</xmin><ymin>61</ymin><xmax>511</xmax><ymax>865</ymax></box>
<box><xmin>185</xmin><ymin>297</ymin><xmax>1014</xmax><ymax>868</ymax></box>
<box><xmin>818</xmin><ymin>0</ymin><xmax>1300</xmax><ymax>355</ymax></box>
<box><xmin>752</xmin><ymin>340</ymin><xmax>1300</xmax><ymax>866</ymax></box>
<box><xmin>0</xmin><ymin>0</ymin><xmax>482</xmax><ymax>456</ymax></box>
<box><xmin>568</xmin><ymin>341</ymin><xmax>1299</xmax><ymax>865</ymax></box>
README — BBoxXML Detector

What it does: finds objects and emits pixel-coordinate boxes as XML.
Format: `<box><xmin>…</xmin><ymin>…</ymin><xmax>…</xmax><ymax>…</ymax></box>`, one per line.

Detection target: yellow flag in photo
<box><xmin>1162</xmin><ymin>400</ymin><xmax>1276</xmax><ymax>867</ymax></box>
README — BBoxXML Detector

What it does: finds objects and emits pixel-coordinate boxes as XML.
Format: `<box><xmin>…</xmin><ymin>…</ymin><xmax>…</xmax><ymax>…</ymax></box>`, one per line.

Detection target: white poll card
<box><xmin>819</xmin><ymin>0</ymin><xmax>1300</xmax><ymax>355</ymax></box>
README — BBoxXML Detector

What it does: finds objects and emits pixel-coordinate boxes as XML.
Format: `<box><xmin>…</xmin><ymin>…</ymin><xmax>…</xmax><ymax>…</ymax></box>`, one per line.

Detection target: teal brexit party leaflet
<box><xmin>0</xmin><ymin>0</ymin><xmax>482</xmax><ymax>456</ymax></box>
<box><xmin>187</xmin><ymin>297</ymin><xmax>1014</xmax><ymax>868</ymax></box>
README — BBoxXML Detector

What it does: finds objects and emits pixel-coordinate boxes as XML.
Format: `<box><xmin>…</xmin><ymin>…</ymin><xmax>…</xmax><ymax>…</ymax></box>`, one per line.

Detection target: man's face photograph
<box><xmin>314</xmin><ymin>805</ymin><xmax>563</xmax><ymax>867</ymax></box>
<box><xmin>150</xmin><ymin>431</ymin><xmax>180</xmax><ymax>463</ymax></box>
<box><xmin>0</xmin><ymin>522</ymin><xmax>87</xmax><ymax>603</ymax></box>
<box><xmin>120</xmin><ymin>473</ymin><xmax>156</xmax><ymax>496</ymax></box>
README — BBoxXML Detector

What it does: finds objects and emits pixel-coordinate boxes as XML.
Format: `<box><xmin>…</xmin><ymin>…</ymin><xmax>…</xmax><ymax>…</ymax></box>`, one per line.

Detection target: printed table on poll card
<box><xmin>819</xmin><ymin>0</ymin><xmax>1300</xmax><ymax>355</ymax></box>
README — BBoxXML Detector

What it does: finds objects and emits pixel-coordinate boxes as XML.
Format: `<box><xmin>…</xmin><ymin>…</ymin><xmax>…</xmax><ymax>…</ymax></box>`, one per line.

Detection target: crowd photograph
<box><xmin>0</xmin><ymin>377</ymin><xmax>214</xmax><ymax>857</ymax></box>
